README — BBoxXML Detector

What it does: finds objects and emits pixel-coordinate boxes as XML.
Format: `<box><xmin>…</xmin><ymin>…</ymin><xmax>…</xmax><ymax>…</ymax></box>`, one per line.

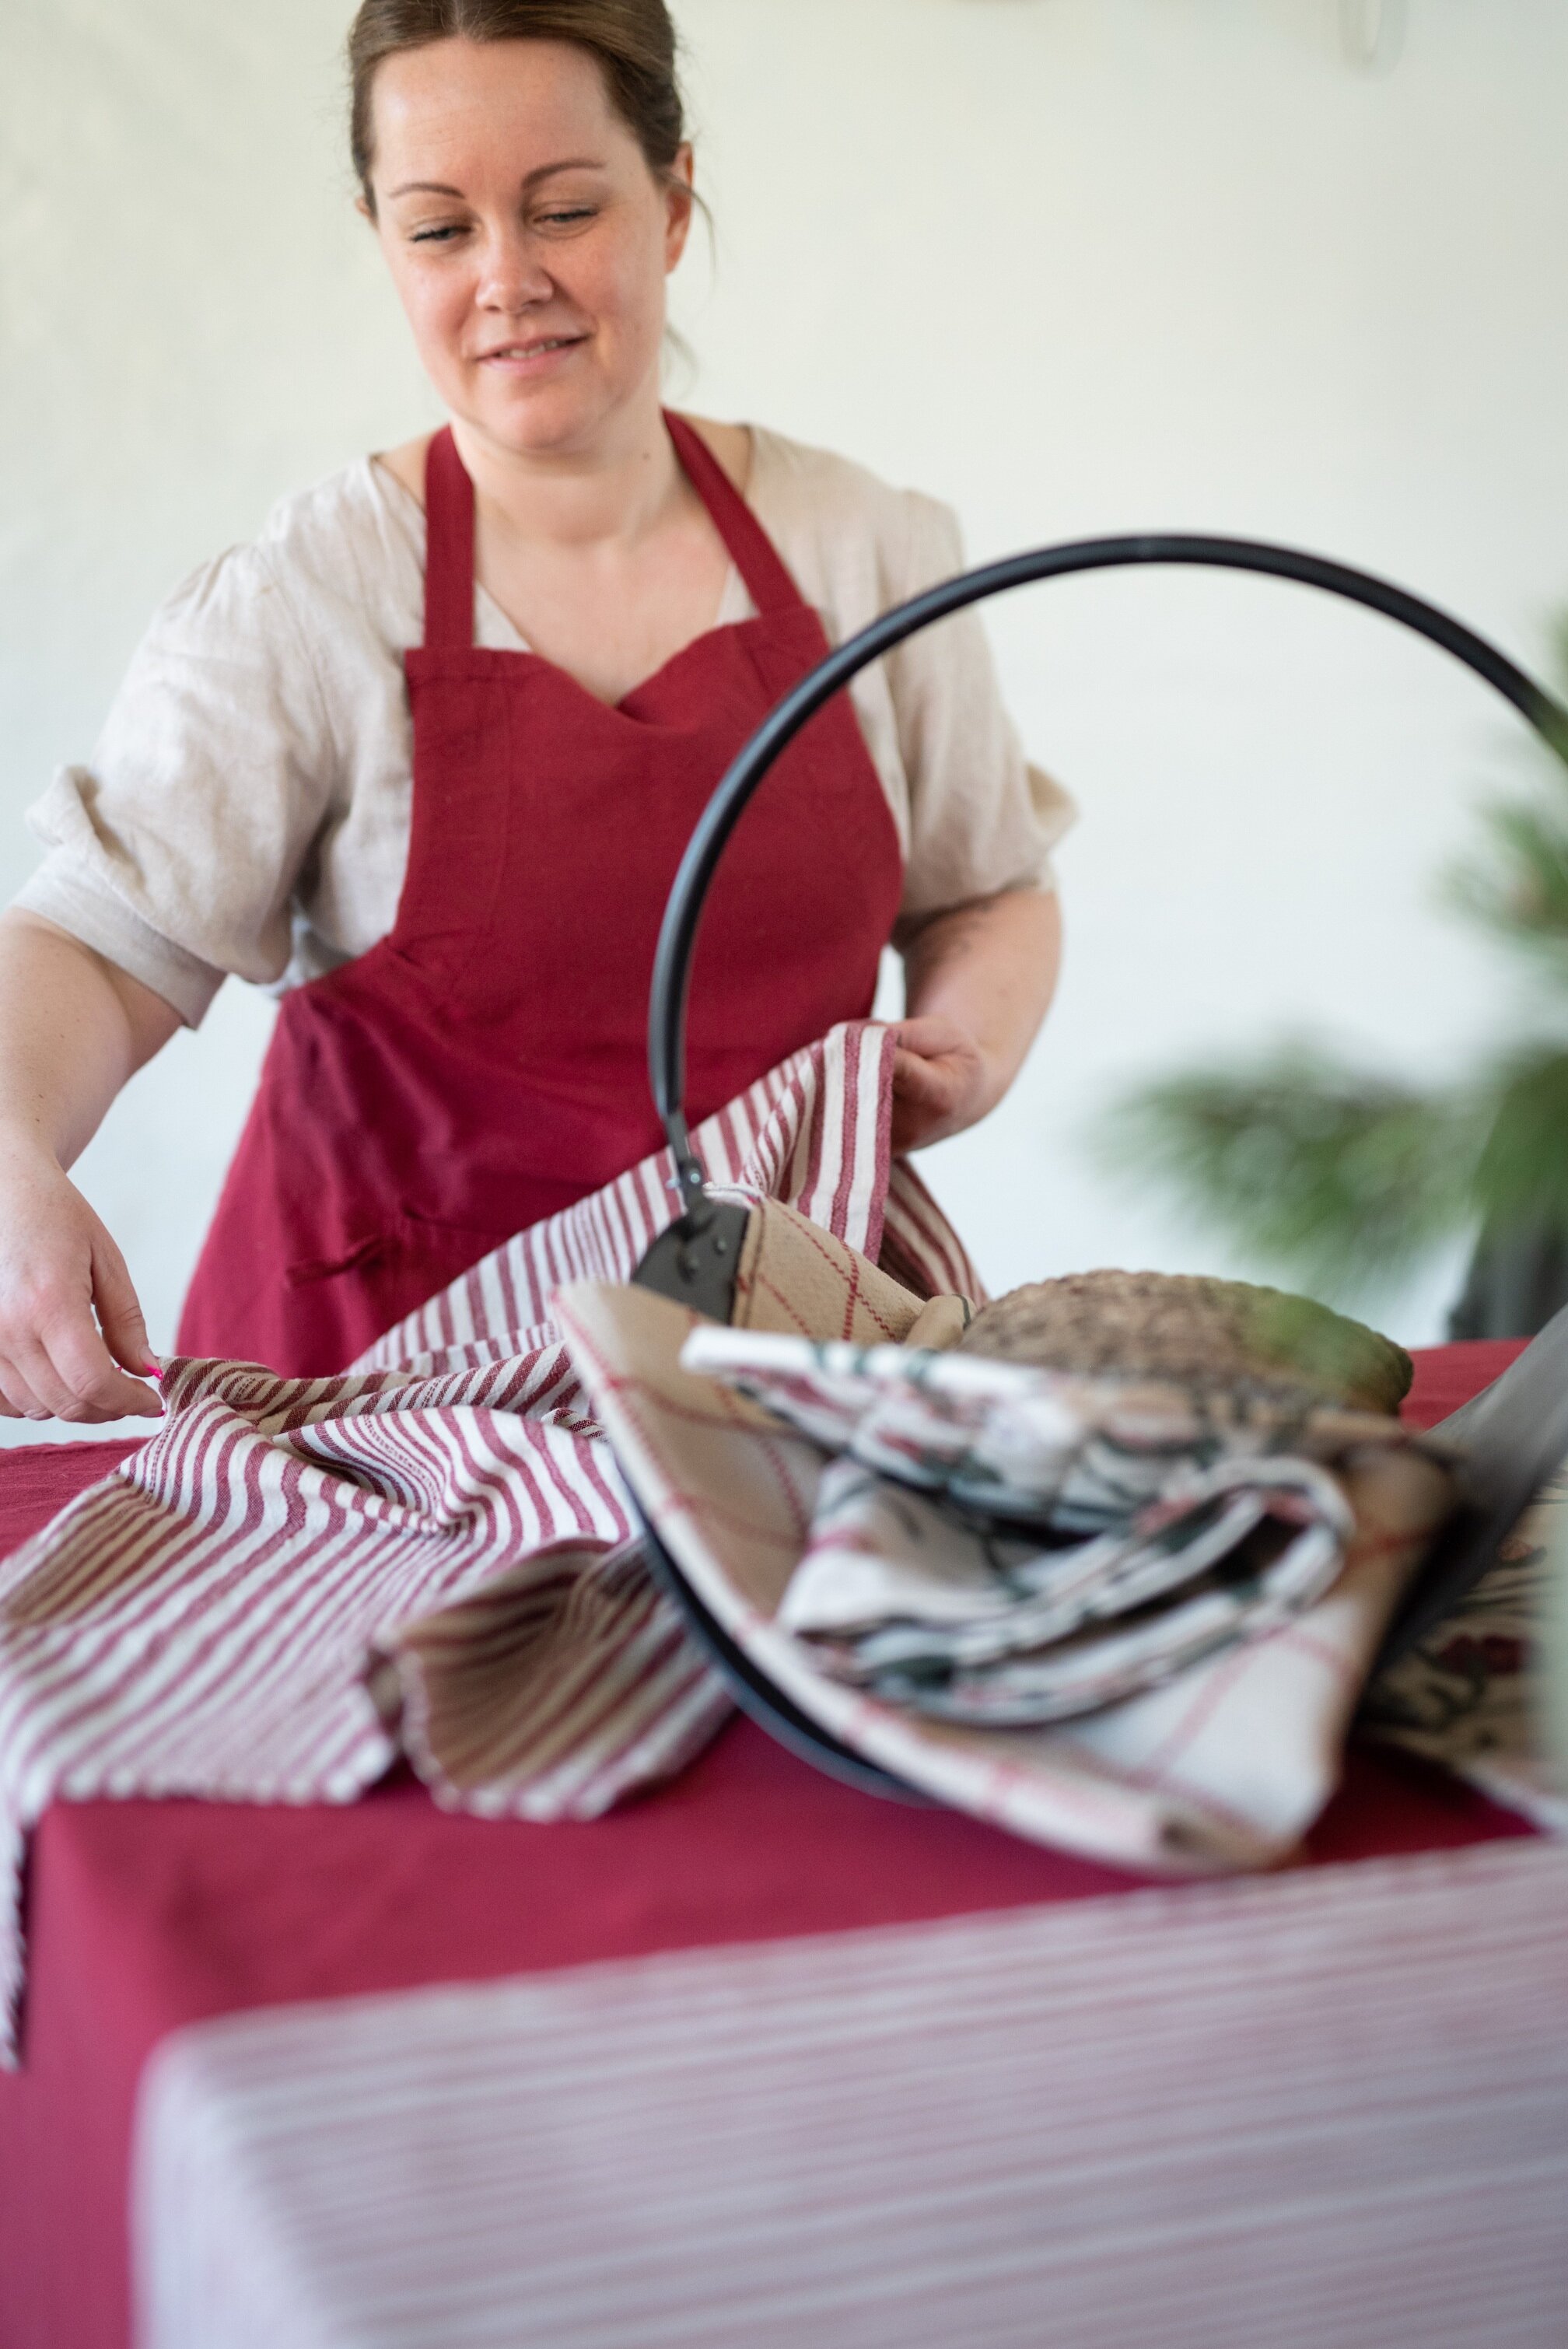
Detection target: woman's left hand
<box><xmin>888</xmin><ymin>1017</ymin><xmax>992</xmax><ymax>1153</ymax></box>
<box><xmin>888</xmin><ymin>887</ymin><xmax>1064</xmax><ymax>1154</ymax></box>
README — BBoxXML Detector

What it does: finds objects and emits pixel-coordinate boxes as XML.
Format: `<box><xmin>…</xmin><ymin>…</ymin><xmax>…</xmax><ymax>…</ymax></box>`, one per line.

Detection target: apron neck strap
<box><xmin>422</xmin><ymin>426</ymin><xmax>476</xmax><ymax>650</ymax></box>
<box><xmin>664</xmin><ymin>412</ymin><xmax>803</xmax><ymax>617</ymax></box>
<box><xmin>421</xmin><ymin>414</ymin><xmax>803</xmax><ymax>650</ymax></box>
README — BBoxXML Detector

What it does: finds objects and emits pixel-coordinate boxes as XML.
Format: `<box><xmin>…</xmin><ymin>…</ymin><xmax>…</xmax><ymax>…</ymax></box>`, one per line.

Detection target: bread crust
<box><xmin>957</xmin><ymin>1269</ymin><xmax>1412</xmax><ymax>1416</ymax></box>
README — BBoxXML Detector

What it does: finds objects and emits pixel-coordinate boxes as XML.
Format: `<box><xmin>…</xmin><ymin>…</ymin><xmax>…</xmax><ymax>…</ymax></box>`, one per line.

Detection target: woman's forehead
<box><xmin>372</xmin><ymin>38</ymin><xmax>629</xmax><ymax>183</ymax></box>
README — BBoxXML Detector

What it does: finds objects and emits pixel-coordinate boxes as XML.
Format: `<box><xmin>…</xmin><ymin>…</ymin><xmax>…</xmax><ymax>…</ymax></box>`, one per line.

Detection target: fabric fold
<box><xmin>557</xmin><ymin>1252</ymin><xmax>1460</xmax><ymax>1878</ymax></box>
<box><xmin>0</xmin><ymin>1010</ymin><xmax>1556</xmax><ymax>2067</ymax></box>
<box><xmin>0</xmin><ymin>1022</ymin><xmax>967</xmax><ymax>2062</ymax></box>
<box><xmin>682</xmin><ymin>1329</ymin><xmax>1444</xmax><ymax>1726</ymax></box>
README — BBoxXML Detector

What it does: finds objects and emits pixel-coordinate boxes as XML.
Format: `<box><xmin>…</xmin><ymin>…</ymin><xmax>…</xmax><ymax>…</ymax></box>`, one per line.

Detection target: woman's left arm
<box><xmin>891</xmin><ymin>885</ymin><xmax>1062</xmax><ymax>1153</ymax></box>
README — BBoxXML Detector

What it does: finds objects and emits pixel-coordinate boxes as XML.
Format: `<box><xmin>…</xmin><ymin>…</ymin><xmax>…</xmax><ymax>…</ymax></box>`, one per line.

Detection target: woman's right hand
<box><xmin>0</xmin><ymin>910</ymin><xmax>183</xmax><ymax>1423</ymax></box>
<box><xmin>0</xmin><ymin>1141</ymin><xmax>163</xmax><ymax>1423</ymax></box>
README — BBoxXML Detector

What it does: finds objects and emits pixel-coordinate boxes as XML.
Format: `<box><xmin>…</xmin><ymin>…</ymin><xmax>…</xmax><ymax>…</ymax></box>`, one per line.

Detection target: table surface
<box><xmin>0</xmin><ymin>1337</ymin><xmax>1538</xmax><ymax>2349</ymax></box>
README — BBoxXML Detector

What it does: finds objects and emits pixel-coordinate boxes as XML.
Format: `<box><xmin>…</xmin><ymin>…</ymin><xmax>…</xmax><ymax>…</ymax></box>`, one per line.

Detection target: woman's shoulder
<box><xmin>141</xmin><ymin>456</ymin><xmax>422</xmax><ymax>664</ymax></box>
<box><xmin>254</xmin><ymin>453</ymin><xmax>425</xmax><ymax>610</ymax></box>
<box><xmin>737</xmin><ymin>422</ymin><xmax>964</xmax><ymax>603</ymax></box>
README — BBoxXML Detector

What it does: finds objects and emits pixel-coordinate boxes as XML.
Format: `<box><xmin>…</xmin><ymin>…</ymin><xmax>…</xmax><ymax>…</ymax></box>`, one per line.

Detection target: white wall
<box><xmin>5</xmin><ymin>0</ymin><xmax>1567</xmax><ymax>1440</ymax></box>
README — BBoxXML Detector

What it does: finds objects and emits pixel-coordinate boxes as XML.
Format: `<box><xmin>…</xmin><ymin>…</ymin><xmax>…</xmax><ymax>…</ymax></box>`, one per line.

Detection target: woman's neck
<box><xmin>450</xmin><ymin>397</ymin><xmax>685</xmax><ymax>555</ymax></box>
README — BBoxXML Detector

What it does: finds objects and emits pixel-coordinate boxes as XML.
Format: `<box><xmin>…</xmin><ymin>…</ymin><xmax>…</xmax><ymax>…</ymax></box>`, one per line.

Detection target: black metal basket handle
<box><xmin>647</xmin><ymin>531</ymin><xmax>1568</xmax><ymax>1209</ymax></box>
<box><xmin>625</xmin><ymin>533</ymin><xmax>1568</xmax><ymax>1794</ymax></box>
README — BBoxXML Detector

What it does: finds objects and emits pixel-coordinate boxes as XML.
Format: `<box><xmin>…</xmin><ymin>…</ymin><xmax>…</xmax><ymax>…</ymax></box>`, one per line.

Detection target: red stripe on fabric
<box><xmin>860</xmin><ymin>1027</ymin><xmax>897</xmax><ymax>1264</ymax></box>
<box><xmin>467</xmin><ymin>1575</ymin><xmax>667</xmax><ymax>1786</ymax></box>
<box><xmin>828</xmin><ymin>1025</ymin><xmax>863</xmax><ymax>1240</ymax></box>
<box><xmin>534</xmin><ymin>1615</ymin><xmax>711</xmax><ymax>1801</ymax></box>
<box><xmin>570</xmin><ymin>1654</ymin><xmax>725</xmax><ymax>1815</ymax></box>
<box><xmin>572</xmin><ymin>1437</ymin><xmax>633</xmax><ymax>1538</ymax></box>
<box><xmin>93</xmin><ymin>1469</ymin><xmax>381</xmax><ymax>1776</ymax></box>
<box><xmin>1123</xmin><ymin>1642</ymin><xmax>1262</xmax><ymax>1787</ymax></box>
<box><xmin>603</xmin><ymin>1179</ymin><xmax>642</xmax><ymax>1290</ymax></box>
<box><xmin>1274</xmin><ymin>1625</ymin><xmax>1362</xmax><ymax>1693</ymax></box>
<box><xmin>4</xmin><ymin>1412</ymin><xmax>274</xmax><ymax>1778</ymax></box>
<box><xmin>776</xmin><ymin>1071</ymin><xmax>814</xmax><ymax>1208</ymax></box>
<box><xmin>6</xmin><ymin>1472</ymin><xmax>287</xmax><ymax>1796</ymax></box>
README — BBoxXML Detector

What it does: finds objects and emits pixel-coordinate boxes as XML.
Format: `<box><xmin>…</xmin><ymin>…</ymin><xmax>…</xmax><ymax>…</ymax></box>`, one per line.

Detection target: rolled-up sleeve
<box><xmin>883</xmin><ymin>495</ymin><xmax>1074</xmax><ymax>941</ymax></box>
<box><xmin>13</xmin><ymin>541</ymin><xmax>339</xmax><ymax>1025</ymax></box>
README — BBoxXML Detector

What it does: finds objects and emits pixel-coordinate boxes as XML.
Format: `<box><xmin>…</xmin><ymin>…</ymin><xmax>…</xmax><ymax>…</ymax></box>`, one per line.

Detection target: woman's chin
<box><xmin>464</xmin><ymin>372</ymin><xmax>632</xmax><ymax>462</ymax></box>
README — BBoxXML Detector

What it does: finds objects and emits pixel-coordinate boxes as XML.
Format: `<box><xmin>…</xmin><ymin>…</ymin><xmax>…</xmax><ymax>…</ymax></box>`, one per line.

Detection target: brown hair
<box><xmin>348</xmin><ymin>0</ymin><xmax>688</xmax><ymax>215</ymax></box>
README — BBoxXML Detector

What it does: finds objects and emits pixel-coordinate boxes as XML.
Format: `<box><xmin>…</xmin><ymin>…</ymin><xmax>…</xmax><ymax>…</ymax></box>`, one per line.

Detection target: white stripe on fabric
<box><xmin>136</xmin><ymin>1837</ymin><xmax>1568</xmax><ymax>2349</ymax></box>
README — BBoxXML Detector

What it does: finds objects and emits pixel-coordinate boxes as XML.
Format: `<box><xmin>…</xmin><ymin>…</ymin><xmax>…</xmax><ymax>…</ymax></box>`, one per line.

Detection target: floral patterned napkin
<box><xmin>684</xmin><ymin>1329</ymin><xmax>1406</xmax><ymax>1726</ymax></box>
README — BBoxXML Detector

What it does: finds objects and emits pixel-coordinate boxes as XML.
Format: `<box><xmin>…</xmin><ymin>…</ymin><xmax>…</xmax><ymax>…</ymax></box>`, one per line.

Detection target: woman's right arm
<box><xmin>0</xmin><ymin>910</ymin><xmax>180</xmax><ymax>1421</ymax></box>
<box><xmin>4</xmin><ymin>513</ymin><xmax>353</xmax><ymax>1420</ymax></box>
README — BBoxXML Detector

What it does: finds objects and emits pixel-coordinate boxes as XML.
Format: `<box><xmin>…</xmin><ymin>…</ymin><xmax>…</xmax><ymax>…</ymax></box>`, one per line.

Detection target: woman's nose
<box><xmin>476</xmin><ymin>229</ymin><xmax>554</xmax><ymax>314</ymax></box>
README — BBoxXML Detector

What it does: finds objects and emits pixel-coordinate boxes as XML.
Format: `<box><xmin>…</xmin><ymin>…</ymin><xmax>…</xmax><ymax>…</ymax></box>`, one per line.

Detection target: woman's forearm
<box><xmin>0</xmin><ymin>911</ymin><xmax>180</xmax><ymax>1172</ymax></box>
<box><xmin>0</xmin><ymin>912</ymin><xmax>180</xmax><ymax>1421</ymax></box>
<box><xmin>894</xmin><ymin>887</ymin><xmax>1062</xmax><ymax>1148</ymax></box>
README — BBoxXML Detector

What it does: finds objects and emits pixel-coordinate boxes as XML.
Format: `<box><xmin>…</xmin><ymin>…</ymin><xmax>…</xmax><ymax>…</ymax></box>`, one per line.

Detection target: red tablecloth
<box><xmin>0</xmin><ymin>1341</ymin><xmax>1536</xmax><ymax>2349</ymax></box>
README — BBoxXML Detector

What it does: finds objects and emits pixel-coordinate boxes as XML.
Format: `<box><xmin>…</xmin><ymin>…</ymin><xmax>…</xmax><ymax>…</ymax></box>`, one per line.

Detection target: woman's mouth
<box><xmin>478</xmin><ymin>335</ymin><xmax>587</xmax><ymax>373</ymax></box>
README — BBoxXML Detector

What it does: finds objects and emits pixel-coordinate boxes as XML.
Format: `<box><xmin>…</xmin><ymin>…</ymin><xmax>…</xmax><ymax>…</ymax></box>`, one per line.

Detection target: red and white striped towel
<box><xmin>0</xmin><ymin>1024</ymin><xmax>978</xmax><ymax>2061</ymax></box>
<box><xmin>135</xmin><ymin>1838</ymin><xmax>1568</xmax><ymax>2349</ymax></box>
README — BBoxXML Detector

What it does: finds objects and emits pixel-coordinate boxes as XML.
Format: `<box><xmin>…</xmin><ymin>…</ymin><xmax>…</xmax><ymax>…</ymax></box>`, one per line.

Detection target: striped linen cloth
<box><xmin>135</xmin><ymin>1836</ymin><xmax>1568</xmax><ymax>2349</ymax></box>
<box><xmin>0</xmin><ymin>1023</ymin><xmax>977</xmax><ymax>2063</ymax></box>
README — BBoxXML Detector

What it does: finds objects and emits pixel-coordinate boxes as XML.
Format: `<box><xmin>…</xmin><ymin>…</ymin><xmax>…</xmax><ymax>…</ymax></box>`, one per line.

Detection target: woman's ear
<box><xmin>663</xmin><ymin>145</ymin><xmax>695</xmax><ymax>271</ymax></box>
<box><xmin>355</xmin><ymin>194</ymin><xmax>376</xmax><ymax>226</ymax></box>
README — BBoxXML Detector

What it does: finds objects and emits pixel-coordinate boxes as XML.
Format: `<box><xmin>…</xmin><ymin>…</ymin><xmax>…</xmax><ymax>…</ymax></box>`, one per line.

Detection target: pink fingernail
<box><xmin>144</xmin><ymin>1367</ymin><xmax>163</xmax><ymax>1382</ymax></box>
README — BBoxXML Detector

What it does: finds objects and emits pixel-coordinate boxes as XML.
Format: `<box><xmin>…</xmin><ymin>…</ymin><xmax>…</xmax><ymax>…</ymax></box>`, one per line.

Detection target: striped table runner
<box><xmin>135</xmin><ymin>1836</ymin><xmax>1568</xmax><ymax>2349</ymax></box>
<box><xmin>0</xmin><ymin>1024</ymin><xmax>978</xmax><ymax>2061</ymax></box>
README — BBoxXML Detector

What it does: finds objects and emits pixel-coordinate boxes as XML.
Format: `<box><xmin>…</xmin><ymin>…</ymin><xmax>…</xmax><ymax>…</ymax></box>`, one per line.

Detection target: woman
<box><xmin>0</xmin><ymin>0</ymin><xmax>1068</xmax><ymax>1423</ymax></box>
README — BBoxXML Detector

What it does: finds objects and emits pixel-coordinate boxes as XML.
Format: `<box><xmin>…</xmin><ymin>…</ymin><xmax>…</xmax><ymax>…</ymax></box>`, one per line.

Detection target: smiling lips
<box><xmin>478</xmin><ymin>335</ymin><xmax>586</xmax><ymax>367</ymax></box>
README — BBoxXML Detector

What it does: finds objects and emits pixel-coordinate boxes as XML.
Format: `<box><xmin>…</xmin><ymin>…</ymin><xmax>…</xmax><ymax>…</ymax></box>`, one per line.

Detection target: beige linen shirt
<box><xmin>17</xmin><ymin>425</ymin><xmax>1073</xmax><ymax>1027</ymax></box>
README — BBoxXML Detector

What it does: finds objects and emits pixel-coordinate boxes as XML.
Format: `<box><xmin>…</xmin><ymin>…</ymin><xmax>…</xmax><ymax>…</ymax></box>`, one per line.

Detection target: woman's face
<box><xmin>366</xmin><ymin>37</ymin><xmax>693</xmax><ymax>460</ymax></box>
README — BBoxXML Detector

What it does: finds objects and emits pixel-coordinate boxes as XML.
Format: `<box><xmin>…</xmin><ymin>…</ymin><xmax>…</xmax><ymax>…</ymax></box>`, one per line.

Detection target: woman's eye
<box><xmin>410</xmin><ymin>224</ymin><xmax>464</xmax><ymax>246</ymax></box>
<box><xmin>537</xmin><ymin>208</ymin><xmax>596</xmax><ymax>229</ymax></box>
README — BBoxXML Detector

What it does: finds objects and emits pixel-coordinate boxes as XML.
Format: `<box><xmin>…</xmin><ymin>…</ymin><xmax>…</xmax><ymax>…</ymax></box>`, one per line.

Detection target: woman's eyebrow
<box><xmin>386</xmin><ymin>159</ymin><xmax>608</xmax><ymax>201</ymax></box>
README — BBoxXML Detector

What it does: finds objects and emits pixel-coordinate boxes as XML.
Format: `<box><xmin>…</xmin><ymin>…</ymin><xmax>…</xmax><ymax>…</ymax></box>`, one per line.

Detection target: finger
<box><xmin>892</xmin><ymin>1049</ymin><xmax>960</xmax><ymax>1110</ymax></box>
<box><xmin>89</xmin><ymin>1227</ymin><xmax>157</xmax><ymax>1378</ymax></box>
<box><xmin>3</xmin><ymin>1335</ymin><xmax>86</xmax><ymax>1423</ymax></box>
<box><xmin>38</xmin><ymin>1311</ymin><xmax>163</xmax><ymax>1422</ymax></box>
<box><xmin>0</xmin><ymin>1357</ymin><xmax>53</xmax><ymax>1421</ymax></box>
<box><xmin>888</xmin><ymin>1016</ymin><xmax>972</xmax><ymax>1061</ymax></box>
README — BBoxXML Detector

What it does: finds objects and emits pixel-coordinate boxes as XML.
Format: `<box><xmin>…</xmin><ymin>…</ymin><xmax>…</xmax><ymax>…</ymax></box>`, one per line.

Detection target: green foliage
<box><xmin>1473</xmin><ymin>1049</ymin><xmax>1568</xmax><ymax>1230</ymax></box>
<box><xmin>1101</xmin><ymin>1052</ymin><xmax>1481</xmax><ymax>1299</ymax></box>
<box><xmin>1103</xmin><ymin>615</ymin><xmax>1568</xmax><ymax>1304</ymax></box>
<box><xmin>1449</xmin><ymin>798</ymin><xmax>1568</xmax><ymax>972</ymax></box>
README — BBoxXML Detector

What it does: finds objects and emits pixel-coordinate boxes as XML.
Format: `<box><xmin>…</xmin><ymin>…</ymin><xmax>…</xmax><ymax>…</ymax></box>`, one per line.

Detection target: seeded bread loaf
<box><xmin>957</xmin><ymin>1269</ymin><xmax>1412</xmax><ymax>1415</ymax></box>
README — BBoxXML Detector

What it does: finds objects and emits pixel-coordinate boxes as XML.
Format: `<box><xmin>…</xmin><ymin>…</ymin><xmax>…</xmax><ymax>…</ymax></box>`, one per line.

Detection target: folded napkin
<box><xmin>559</xmin><ymin>1218</ymin><xmax>1461</xmax><ymax>1878</ymax></box>
<box><xmin>683</xmin><ymin>1330</ymin><xmax>1419</xmax><ymax>1725</ymax></box>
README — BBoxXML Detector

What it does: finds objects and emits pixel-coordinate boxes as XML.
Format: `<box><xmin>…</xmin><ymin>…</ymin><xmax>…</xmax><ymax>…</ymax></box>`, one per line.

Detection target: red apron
<box><xmin>178</xmin><ymin>415</ymin><xmax>905</xmax><ymax>1375</ymax></box>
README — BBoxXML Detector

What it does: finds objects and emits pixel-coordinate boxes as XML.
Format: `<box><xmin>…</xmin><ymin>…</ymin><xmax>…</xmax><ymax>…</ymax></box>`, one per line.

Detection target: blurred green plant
<box><xmin>1101</xmin><ymin>615</ymin><xmax>1568</xmax><ymax>1319</ymax></box>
